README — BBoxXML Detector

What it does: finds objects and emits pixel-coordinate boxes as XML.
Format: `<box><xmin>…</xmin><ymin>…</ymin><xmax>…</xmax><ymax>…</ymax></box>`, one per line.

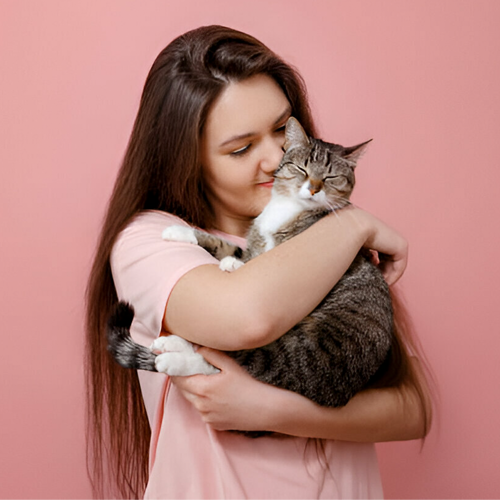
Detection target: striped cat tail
<box><xmin>107</xmin><ymin>301</ymin><xmax>157</xmax><ymax>371</ymax></box>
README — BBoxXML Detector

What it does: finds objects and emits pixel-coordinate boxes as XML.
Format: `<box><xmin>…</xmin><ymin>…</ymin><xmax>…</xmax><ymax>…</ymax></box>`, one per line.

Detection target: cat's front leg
<box><xmin>219</xmin><ymin>256</ymin><xmax>245</xmax><ymax>272</ymax></box>
<box><xmin>151</xmin><ymin>335</ymin><xmax>220</xmax><ymax>376</ymax></box>
<box><xmin>155</xmin><ymin>351</ymin><xmax>220</xmax><ymax>376</ymax></box>
<box><xmin>161</xmin><ymin>225</ymin><xmax>198</xmax><ymax>244</ymax></box>
<box><xmin>151</xmin><ymin>335</ymin><xmax>193</xmax><ymax>354</ymax></box>
<box><xmin>162</xmin><ymin>224</ymin><xmax>245</xmax><ymax>262</ymax></box>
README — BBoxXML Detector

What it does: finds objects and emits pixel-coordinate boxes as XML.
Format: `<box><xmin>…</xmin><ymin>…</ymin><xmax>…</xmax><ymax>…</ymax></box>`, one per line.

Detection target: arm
<box><xmin>172</xmin><ymin>348</ymin><xmax>431</xmax><ymax>442</ymax></box>
<box><xmin>164</xmin><ymin>207</ymin><xmax>408</xmax><ymax>351</ymax></box>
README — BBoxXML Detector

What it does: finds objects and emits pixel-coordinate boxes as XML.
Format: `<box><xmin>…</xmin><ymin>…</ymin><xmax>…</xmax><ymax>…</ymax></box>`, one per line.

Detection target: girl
<box><xmin>85</xmin><ymin>25</ymin><xmax>432</xmax><ymax>499</ymax></box>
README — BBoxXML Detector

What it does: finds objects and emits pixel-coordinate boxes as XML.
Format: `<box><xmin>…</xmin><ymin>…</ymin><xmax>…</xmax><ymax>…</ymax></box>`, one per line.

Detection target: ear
<box><xmin>283</xmin><ymin>117</ymin><xmax>310</xmax><ymax>151</ymax></box>
<box><xmin>343</xmin><ymin>139</ymin><xmax>372</xmax><ymax>164</ymax></box>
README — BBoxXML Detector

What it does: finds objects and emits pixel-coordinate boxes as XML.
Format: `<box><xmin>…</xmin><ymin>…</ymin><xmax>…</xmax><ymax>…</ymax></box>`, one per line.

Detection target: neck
<box><xmin>212</xmin><ymin>213</ymin><xmax>253</xmax><ymax>238</ymax></box>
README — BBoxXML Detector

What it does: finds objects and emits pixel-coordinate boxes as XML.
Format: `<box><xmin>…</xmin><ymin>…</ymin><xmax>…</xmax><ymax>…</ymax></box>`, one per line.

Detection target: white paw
<box><xmin>219</xmin><ymin>256</ymin><xmax>245</xmax><ymax>272</ymax></box>
<box><xmin>155</xmin><ymin>352</ymin><xmax>220</xmax><ymax>376</ymax></box>
<box><xmin>150</xmin><ymin>335</ymin><xmax>194</xmax><ymax>354</ymax></box>
<box><xmin>162</xmin><ymin>225</ymin><xmax>198</xmax><ymax>244</ymax></box>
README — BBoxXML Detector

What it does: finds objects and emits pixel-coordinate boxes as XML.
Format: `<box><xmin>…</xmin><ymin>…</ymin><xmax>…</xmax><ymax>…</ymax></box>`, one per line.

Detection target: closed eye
<box><xmin>274</xmin><ymin>162</ymin><xmax>307</xmax><ymax>180</ymax></box>
<box><xmin>230</xmin><ymin>144</ymin><xmax>252</xmax><ymax>156</ymax></box>
<box><xmin>324</xmin><ymin>175</ymin><xmax>350</xmax><ymax>190</ymax></box>
<box><xmin>286</xmin><ymin>162</ymin><xmax>307</xmax><ymax>176</ymax></box>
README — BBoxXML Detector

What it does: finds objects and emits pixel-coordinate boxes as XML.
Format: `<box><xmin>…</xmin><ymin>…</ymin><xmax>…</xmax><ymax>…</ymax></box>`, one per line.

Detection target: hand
<box><xmin>350</xmin><ymin>208</ymin><xmax>409</xmax><ymax>285</ymax></box>
<box><xmin>376</xmin><ymin>248</ymin><xmax>408</xmax><ymax>286</ymax></box>
<box><xmin>170</xmin><ymin>347</ymin><xmax>278</xmax><ymax>431</ymax></box>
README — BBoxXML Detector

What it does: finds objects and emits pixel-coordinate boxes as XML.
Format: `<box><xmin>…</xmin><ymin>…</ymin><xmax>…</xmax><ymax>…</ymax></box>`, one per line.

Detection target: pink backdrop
<box><xmin>1</xmin><ymin>1</ymin><xmax>499</xmax><ymax>498</ymax></box>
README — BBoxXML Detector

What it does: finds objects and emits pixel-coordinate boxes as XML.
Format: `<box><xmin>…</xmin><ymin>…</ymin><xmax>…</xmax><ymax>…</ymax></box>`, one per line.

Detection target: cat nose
<box><xmin>308</xmin><ymin>180</ymin><xmax>322</xmax><ymax>195</ymax></box>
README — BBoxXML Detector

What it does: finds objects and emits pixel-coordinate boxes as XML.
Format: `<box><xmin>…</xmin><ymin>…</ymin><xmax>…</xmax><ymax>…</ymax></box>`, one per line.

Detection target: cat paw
<box><xmin>155</xmin><ymin>352</ymin><xmax>220</xmax><ymax>376</ymax></box>
<box><xmin>219</xmin><ymin>256</ymin><xmax>245</xmax><ymax>272</ymax></box>
<box><xmin>150</xmin><ymin>335</ymin><xmax>193</xmax><ymax>354</ymax></box>
<box><xmin>162</xmin><ymin>225</ymin><xmax>198</xmax><ymax>244</ymax></box>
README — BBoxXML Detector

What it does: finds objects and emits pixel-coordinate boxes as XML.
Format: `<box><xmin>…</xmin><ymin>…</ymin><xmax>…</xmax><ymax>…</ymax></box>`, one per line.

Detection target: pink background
<box><xmin>1</xmin><ymin>1</ymin><xmax>499</xmax><ymax>498</ymax></box>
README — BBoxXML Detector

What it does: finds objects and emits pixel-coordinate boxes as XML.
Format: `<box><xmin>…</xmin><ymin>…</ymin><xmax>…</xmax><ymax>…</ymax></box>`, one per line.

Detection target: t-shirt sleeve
<box><xmin>110</xmin><ymin>211</ymin><xmax>219</xmax><ymax>347</ymax></box>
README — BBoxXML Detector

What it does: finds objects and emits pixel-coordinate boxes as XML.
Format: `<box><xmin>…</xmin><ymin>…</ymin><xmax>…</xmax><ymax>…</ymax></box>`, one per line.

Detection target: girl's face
<box><xmin>200</xmin><ymin>74</ymin><xmax>291</xmax><ymax>237</ymax></box>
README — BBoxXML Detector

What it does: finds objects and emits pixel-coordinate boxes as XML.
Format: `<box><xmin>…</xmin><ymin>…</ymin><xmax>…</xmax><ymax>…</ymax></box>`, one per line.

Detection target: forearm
<box><xmin>226</xmin><ymin>208</ymin><xmax>370</xmax><ymax>346</ymax></box>
<box><xmin>264</xmin><ymin>383</ymin><xmax>428</xmax><ymax>442</ymax></box>
<box><xmin>166</xmin><ymin>207</ymin><xmax>371</xmax><ymax>350</ymax></box>
<box><xmin>172</xmin><ymin>349</ymin><xmax>431</xmax><ymax>442</ymax></box>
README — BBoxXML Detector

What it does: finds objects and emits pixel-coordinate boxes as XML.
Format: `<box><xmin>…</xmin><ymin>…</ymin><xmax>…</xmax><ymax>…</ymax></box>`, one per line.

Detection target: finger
<box><xmin>196</xmin><ymin>347</ymin><xmax>241</xmax><ymax>372</ymax></box>
<box><xmin>174</xmin><ymin>385</ymin><xmax>199</xmax><ymax>406</ymax></box>
<box><xmin>368</xmin><ymin>249</ymin><xmax>380</xmax><ymax>266</ymax></box>
<box><xmin>170</xmin><ymin>374</ymin><xmax>207</xmax><ymax>394</ymax></box>
<box><xmin>379</xmin><ymin>261</ymin><xmax>396</xmax><ymax>285</ymax></box>
<box><xmin>172</xmin><ymin>378</ymin><xmax>216</xmax><ymax>413</ymax></box>
<box><xmin>379</xmin><ymin>250</ymin><xmax>407</xmax><ymax>284</ymax></box>
<box><xmin>381</xmin><ymin>259</ymin><xmax>406</xmax><ymax>285</ymax></box>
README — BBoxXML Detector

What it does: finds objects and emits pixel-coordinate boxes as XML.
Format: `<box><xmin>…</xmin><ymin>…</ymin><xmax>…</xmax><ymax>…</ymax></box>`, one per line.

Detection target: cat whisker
<box><xmin>330</xmin><ymin>208</ymin><xmax>342</xmax><ymax>222</ymax></box>
<box><xmin>325</xmin><ymin>197</ymin><xmax>351</xmax><ymax>213</ymax></box>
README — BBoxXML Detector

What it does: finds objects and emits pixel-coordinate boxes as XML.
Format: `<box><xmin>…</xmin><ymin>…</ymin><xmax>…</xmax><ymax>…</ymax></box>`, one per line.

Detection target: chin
<box><xmin>246</xmin><ymin>205</ymin><xmax>267</xmax><ymax>219</ymax></box>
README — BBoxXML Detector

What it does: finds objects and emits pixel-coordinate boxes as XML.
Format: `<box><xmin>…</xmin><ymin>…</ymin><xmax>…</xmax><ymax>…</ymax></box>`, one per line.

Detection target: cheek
<box><xmin>273</xmin><ymin>177</ymin><xmax>303</xmax><ymax>197</ymax></box>
<box><xmin>226</xmin><ymin>171</ymin><xmax>253</xmax><ymax>197</ymax></box>
<box><xmin>204</xmin><ymin>159</ymin><xmax>244</xmax><ymax>195</ymax></box>
<box><xmin>314</xmin><ymin>191</ymin><xmax>327</xmax><ymax>204</ymax></box>
<box><xmin>298</xmin><ymin>181</ymin><xmax>311</xmax><ymax>199</ymax></box>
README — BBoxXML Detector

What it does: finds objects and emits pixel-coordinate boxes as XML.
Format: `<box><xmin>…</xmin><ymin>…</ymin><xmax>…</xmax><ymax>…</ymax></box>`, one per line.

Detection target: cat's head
<box><xmin>273</xmin><ymin>117</ymin><xmax>371</xmax><ymax>211</ymax></box>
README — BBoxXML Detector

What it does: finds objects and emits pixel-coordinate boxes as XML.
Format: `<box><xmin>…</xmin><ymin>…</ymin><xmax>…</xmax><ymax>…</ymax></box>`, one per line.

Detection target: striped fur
<box><xmin>106</xmin><ymin>302</ymin><xmax>157</xmax><ymax>371</ymax></box>
<box><xmin>107</xmin><ymin>117</ymin><xmax>392</xmax><ymax>417</ymax></box>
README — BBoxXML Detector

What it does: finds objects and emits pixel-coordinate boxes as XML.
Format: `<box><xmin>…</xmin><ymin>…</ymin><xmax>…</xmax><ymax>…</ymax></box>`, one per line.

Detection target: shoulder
<box><xmin>118</xmin><ymin>210</ymin><xmax>190</xmax><ymax>241</ymax></box>
<box><xmin>130</xmin><ymin>210</ymin><xmax>189</xmax><ymax>228</ymax></box>
<box><xmin>109</xmin><ymin>210</ymin><xmax>219</xmax><ymax>323</ymax></box>
<box><xmin>110</xmin><ymin>210</ymin><xmax>220</xmax><ymax>281</ymax></box>
<box><xmin>112</xmin><ymin>211</ymin><xmax>188</xmax><ymax>257</ymax></box>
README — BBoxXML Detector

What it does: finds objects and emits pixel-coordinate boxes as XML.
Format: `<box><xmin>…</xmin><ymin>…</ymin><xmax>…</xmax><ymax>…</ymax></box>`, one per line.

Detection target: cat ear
<box><xmin>343</xmin><ymin>139</ymin><xmax>372</xmax><ymax>165</ymax></box>
<box><xmin>283</xmin><ymin>117</ymin><xmax>310</xmax><ymax>151</ymax></box>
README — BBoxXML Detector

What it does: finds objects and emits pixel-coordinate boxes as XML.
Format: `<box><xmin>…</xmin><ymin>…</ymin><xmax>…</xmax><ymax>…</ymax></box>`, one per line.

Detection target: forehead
<box><xmin>203</xmin><ymin>74</ymin><xmax>290</xmax><ymax>146</ymax></box>
<box><xmin>284</xmin><ymin>140</ymin><xmax>354</xmax><ymax>176</ymax></box>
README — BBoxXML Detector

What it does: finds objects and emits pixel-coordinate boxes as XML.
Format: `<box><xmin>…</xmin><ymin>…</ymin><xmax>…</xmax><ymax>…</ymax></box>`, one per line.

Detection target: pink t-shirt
<box><xmin>111</xmin><ymin>210</ymin><xmax>384</xmax><ymax>499</ymax></box>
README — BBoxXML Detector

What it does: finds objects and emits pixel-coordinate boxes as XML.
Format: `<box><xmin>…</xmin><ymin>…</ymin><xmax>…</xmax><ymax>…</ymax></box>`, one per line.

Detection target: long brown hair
<box><xmin>85</xmin><ymin>25</ymin><xmax>317</xmax><ymax>499</ymax></box>
<box><xmin>85</xmin><ymin>25</ymin><xmax>433</xmax><ymax>499</ymax></box>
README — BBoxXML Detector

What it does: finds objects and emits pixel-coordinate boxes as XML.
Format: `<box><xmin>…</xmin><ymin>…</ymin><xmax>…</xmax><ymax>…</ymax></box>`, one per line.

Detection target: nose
<box><xmin>308</xmin><ymin>180</ymin><xmax>323</xmax><ymax>195</ymax></box>
<box><xmin>259</xmin><ymin>137</ymin><xmax>284</xmax><ymax>174</ymax></box>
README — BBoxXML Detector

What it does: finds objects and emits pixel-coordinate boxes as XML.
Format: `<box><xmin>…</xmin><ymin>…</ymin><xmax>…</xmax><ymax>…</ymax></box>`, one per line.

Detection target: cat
<box><xmin>107</xmin><ymin>116</ymin><xmax>394</xmax><ymax>410</ymax></box>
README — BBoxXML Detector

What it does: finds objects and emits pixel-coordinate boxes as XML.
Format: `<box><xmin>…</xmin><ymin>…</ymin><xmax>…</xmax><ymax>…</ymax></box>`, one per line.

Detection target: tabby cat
<box><xmin>107</xmin><ymin>117</ymin><xmax>394</xmax><ymax>409</ymax></box>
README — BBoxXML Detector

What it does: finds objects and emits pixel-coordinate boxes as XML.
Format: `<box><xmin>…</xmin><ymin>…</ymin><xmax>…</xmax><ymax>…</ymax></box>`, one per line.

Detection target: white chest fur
<box><xmin>255</xmin><ymin>195</ymin><xmax>306</xmax><ymax>251</ymax></box>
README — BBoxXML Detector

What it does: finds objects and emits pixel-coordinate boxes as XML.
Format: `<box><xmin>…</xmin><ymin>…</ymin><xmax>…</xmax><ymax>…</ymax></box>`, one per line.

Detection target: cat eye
<box><xmin>324</xmin><ymin>175</ymin><xmax>349</xmax><ymax>189</ymax></box>
<box><xmin>285</xmin><ymin>162</ymin><xmax>307</xmax><ymax>177</ymax></box>
<box><xmin>274</xmin><ymin>162</ymin><xmax>307</xmax><ymax>181</ymax></box>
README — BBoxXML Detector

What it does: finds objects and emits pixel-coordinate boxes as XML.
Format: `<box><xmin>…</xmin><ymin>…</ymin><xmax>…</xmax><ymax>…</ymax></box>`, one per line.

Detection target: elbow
<box><xmin>405</xmin><ymin>411</ymin><xmax>429</xmax><ymax>441</ymax></box>
<box><xmin>226</xmin><ymin>309</ymin><xmax>277</xmax><ymax>351</ymax></box>
<box><xmin>414</xmin><ymin>398</ymin><xmax>433</xmax><ymax>440</ymax></box>
<box><xmin>406</xmin><ymin>356</ymin><xmax>434</xmax><ymax>441</ymax></box>
<box><xmin>401</xmin><ymin>384</ymin><xmax>433</xmax><ymax>441</ymax></box>
<box><xmin>244</xmin><ymin>320</ymin><xmax>275</xmax><ymax>350</ymax></box>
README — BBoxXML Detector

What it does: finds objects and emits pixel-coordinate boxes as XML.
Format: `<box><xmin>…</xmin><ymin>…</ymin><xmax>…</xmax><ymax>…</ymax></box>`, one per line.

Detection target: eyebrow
<box><xmin>219</xmin><ymin>105</ymin><xmax>292</xmax><ymax>148</ymax></box>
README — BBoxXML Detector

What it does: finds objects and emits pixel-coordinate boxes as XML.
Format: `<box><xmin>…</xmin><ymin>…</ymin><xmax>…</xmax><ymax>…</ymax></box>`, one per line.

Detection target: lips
<box><xmin>258</xmin><ymin>180</ymin><xmax>274</xmax><ymax>188</ymax></box>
